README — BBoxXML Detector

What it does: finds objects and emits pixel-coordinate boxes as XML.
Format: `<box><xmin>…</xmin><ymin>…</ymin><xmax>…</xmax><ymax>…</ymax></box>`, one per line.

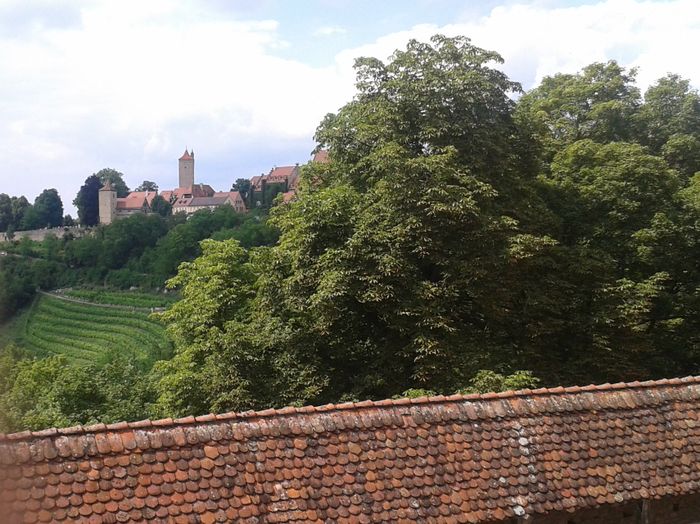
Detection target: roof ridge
<box><xmin>2</xmin><ymin>375</ymin><xmax>699</xmax><ymax>442</ymax></box>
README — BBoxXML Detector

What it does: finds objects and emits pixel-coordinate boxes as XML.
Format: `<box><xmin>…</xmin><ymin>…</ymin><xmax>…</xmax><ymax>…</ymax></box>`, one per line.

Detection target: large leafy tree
<box><xmin>73</xmin><ymin>175</ymin><xmax>102</xmax><ymax>226</ymax></box>
<box><xmin>96</xmin><ymin>168</ymin><xmax>130</xmax><ymax>197</ymax></box>
<box><xmin>637</xmin><ymin>74</ymin><xmax>700</xmax><ymax>153</ymax></box>
<box><xmin>11</xmin><ymin>196</ymin><xmax>30</xmax><ymax>231</ymax></box>
<box><xmin>152</xmin><ymin>239</ymin><xmax>322</xmax><ymax>416</ymax></box>
<box><xmin>516</xmin><ymin>61</ymin><xmax>641</xmax><ymax>161</ymax></box>
<box><xmin>150</xmin><ymin>195</ymin><xmax>172</xmax><ymax>217</ymax></box>
<box><xmin>0</xmin><ymin>194</ymin><xmax>12</xmax><ymax>232</ymax></box>
<box><xmin>135</xmin><ymin>180</ymin><xmax>158</xmax><ymax>192</ymax></box>
<box><xmin>27</xmin><ymin>188</ymin><xmax>63</xmax><ymax>229</ymax></box>
<box><xmin>155</xmin><ymin>35</ymin><xmax>558</xmax><ymax>415</ymax></box>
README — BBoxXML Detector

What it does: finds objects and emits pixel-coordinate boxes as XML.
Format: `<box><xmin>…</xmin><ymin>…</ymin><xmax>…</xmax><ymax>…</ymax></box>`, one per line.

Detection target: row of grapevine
<box><xmin>20</xmin><ymin>296</ymin><xmax>172</xmax><ymax>367</ymax></box>
<box><xmin>64</xmin><ymin>289</ymin><xmax>178</xmax><ymax>308</ymax></box>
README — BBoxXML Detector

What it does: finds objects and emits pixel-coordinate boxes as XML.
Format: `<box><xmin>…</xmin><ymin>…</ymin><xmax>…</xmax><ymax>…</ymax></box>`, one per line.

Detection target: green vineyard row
<box><xmin>19</xmin><ymin>296</ymin><xmax>172</xmax><ymax>367</ymax></box>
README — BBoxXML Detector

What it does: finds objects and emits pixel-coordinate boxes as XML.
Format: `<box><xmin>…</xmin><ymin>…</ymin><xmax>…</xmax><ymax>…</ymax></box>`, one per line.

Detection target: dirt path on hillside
<box><xmin>38</xmin><ymin>290</ymin><xmax>166</xmax><ymax>313</ymax></box>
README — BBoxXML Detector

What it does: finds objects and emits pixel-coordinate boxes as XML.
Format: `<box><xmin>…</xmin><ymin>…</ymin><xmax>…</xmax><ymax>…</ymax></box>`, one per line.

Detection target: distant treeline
<box><xmin>0</xmin><ymin>189</ymin><xmax>67</xmax><ymax>234</ymax></box>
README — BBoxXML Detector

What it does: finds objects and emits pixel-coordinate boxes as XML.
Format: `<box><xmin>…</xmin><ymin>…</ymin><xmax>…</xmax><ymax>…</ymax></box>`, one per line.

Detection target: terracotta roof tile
<box><xmin>251</xmin><ymin>165</ymin><xmax>301</xmax><ymax>191</ymax></box>
<box><xmin>2</xmin><ymin>376</ymin><xmax>700</xmax><ymax>522</ymax></box>
<box><xmin>115</xmin><ymin>191</ymin><xmax>157</xmax><ymax>210</ymax></box>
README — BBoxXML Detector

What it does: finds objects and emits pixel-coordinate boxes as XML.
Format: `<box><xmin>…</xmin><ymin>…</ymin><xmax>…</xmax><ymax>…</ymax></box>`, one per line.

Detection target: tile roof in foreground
<box><xmin>1</xmin><ymin>376</ymin><xmax>700</xmax><ymax>523</ymax></box>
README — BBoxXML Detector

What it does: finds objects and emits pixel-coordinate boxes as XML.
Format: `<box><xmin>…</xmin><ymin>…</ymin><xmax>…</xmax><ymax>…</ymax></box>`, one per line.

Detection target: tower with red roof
<box><xmin>178</xmin><ymin>148</ymin><xmax>194</xmax><ymax>189</ymax></box>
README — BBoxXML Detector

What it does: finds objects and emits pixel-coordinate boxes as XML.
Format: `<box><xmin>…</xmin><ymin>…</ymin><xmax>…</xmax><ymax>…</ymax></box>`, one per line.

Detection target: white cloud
<box><xmin>337</xmin><ymin>0</ymin><xmax>700</xmax><ymax>91</ymax></box>
<box><xmin>0</xmin><ymin>0</ymin><xmax>698</xmax><ymax>215</ymax></box>
<box><xmin>0</xmin><ymin>0</ymin><xmax>355</xmax><ymax>213</ymax></box>
<box><xmin>314</xmin><ymin>25</ymin><xmax>347</xmax><ymax>37</ymax></box>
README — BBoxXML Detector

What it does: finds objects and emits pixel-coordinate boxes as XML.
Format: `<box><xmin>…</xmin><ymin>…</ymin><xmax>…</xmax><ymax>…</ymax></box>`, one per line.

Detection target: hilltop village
<box><xmin>98</xmin><ymin>149</ymin><xmax>327</xmax><ymax>225</ymax></box>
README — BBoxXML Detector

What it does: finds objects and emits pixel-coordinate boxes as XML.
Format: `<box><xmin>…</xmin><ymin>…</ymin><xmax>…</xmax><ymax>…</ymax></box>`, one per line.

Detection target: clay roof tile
<box><xmin>3</xmin><ymin>376</ymin><xmax>700</xmax><ymax>523</ymax></box>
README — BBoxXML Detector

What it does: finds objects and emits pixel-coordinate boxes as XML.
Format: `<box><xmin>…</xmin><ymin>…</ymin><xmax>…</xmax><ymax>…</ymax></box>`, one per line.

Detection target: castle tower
<box><xmin>179</xmin><ymin>149</ymin><xmax>194</xmax><ymax>188</ymax></box>
<box><xmin>99</xmin><ymin>180</ymin><xmax>117</xmax><ymax>225</ymax></box>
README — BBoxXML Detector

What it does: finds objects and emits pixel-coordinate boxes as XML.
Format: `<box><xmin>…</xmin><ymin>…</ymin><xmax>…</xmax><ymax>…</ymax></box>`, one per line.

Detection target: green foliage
<box><xmin>393</xmin><ymin>388</ymin><xmax>436</xmax><ymax>399</ymax></box>
<box><xmin>516</xmin><ymin>61</ymin><xmax>641</xmax><ymax>160</ymax></box>
<box><xmin>458</xmin><ymin>370</ymin><xmax>540</xmax><ymax>395</ymax></box>
<box><xmin>0</xmin><ymin>350</ymin><xmax>156</xmax><ymax>433</ymax></box>
<box><xmin>4</xmin><ymin>35</ymin><xmax>700</xmax><ymax>432</ymax></box>
<box><xmin>231</xmin><ymin>178</ymin><xmax>251</xmax><ymax>199</ymax></box>
<box><xmin>135</xmin><ymin>180</ymin><xmax>158</xmax><ymax>192</ymax></box>
<box><xmin>0</xmin><ymin>189</ymin><xmax>63</xmax><ymax>232</ymax></box>
<box><xmin>151</xmin><ymin>35</ymin><xmax>700</xmax><ymax>422</ymax></box>
<box><xmin>150</xmin><ymin>195</ymin><xmax>172</xmax><ymax>217</ymax></box>
<box><xmin>637</xmin><ymin>74</ymin><xmax>700</xmax><ymax>154</ymax></box>
<box><xmin>0</xmin><ymin>193</ymin><xmax>13</xmax><ymax>232</ymax></box>
<box><xmin>27</xmin><ymin>189</ymin><xmax>64</xmax><ymax>229</ymax></box>
<box><xmin>73</xmin><ymin>175</ymin><xmax>102</xmax><ymax>226</ymax></box>
<box><xmin>96</xmin><ymin>168</ymin><xmax>130</xmax><ymax>197</ymax></box>
<box><xmin>65</xmin><ymin>289</ymin><xmax>178</xmax><ymax>308</ymax></box>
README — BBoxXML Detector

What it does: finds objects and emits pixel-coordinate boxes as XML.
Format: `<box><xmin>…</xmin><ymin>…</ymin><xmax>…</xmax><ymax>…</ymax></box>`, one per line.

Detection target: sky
<box><xmin>0</xmin><ymin>0</ymin><xmax>698</xmax><ymax>215</ymax></box>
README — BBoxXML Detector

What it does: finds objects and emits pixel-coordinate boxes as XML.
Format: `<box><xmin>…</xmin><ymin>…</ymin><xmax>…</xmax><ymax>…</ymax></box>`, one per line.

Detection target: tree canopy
<box><xmin>136</xmin><ymin>180</ymin><xmax>158</xmax><ymax>192</ymax></box>
<box><xmin>151</xmin><ymin>35</ymin><xmax>700</xmax><ymax>418</ymax></box>
<box><xmin>96</xmin><ymin>168</ymin><xmax>130</xmax><ymax>197</ymax></box>
<box><xmin>73</xmin><ymin>175</ymin><xmax>102</xmax><ymax>226</ymax></box>
<box><xmin>2</xmin><ymin>34</ymin><xmax>700</xmax><ymax>432</ymax></box>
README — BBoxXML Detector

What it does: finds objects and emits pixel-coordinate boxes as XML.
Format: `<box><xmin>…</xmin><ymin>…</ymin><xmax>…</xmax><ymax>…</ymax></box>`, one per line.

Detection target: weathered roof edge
<box><xmin>2</xmin><ymin>375</ymin><xmax>699</xmax><ymax>443</ymax></box>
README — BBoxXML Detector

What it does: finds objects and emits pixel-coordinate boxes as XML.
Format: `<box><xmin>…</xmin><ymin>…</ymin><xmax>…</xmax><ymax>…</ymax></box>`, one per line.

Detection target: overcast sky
<box><xmin>1</xmin><ymin>0</ymin><xmax>698</xmax><ymax>215</ymax></box>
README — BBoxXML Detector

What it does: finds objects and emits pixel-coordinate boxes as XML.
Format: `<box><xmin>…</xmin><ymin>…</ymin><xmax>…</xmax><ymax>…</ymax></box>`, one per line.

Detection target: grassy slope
<box><xmin>11</xmin><ymin>294</ymin><xmax>172</xmax><ymax>367</ymax></box>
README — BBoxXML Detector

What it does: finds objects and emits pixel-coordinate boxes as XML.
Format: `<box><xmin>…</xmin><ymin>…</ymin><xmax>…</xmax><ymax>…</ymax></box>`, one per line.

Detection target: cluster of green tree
<box><xmin>73</xmin><ymin>168</ymin><xmax>171</xmax><ymax>226</ymax></box>
<box><xmin>0</xmin><ymin>189</ymin><xmax>66</xmax><ymax>234</ymax></box>
<box><xmin>233</xmin><ymin>176</ymin><xmax>291</xmax><ymax>209</ymax></box>
<box><xmin>0</xmin><ymin>346</ymin><xmax>156</xmax><ymax>431</ymax></box>
<box><xmin>2</xmin><ymin>35</ymin><xmax>699</xmax><ymax>434</ymax></box>
<box><xmin>149</xmin><ymin>36</ymin><xmax>700</xmax><ymax>420</ymax></box>
<box><xmin>0</xmin><ymin>205</ymin><xmax>277</xmax><ymax>323</ymax></box>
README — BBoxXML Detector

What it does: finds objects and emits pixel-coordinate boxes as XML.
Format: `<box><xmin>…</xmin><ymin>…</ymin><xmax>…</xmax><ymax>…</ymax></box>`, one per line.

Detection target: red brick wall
<box><xmin>495</xmin><ymin>493</ymin><xmax>700</xmax><ymax>523</ymax></box>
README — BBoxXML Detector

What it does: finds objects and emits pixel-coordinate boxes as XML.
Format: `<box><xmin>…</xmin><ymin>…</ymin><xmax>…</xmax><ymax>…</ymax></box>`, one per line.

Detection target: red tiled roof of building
<box><xmin>268</xmin><ymin>165</ymin><xmax>297</xmax><ymax>180</ymax></box>
<box><xmin>214</xmin><ymin>191</ymin><xmax>245</xmax><ymax>205</ymax></box>
<box><xmin>179</xmin><ymin>149</ymin><xmax>193</xmax><ymax>161</ymax></box>
<box><xmin>2</xmin><ymin>376</ymin><xmax>700</xmax><ymax>523</ymax></box>
<box><xmin>251</xmin><ymin>165</ymin><xmax>301</xmax><ymax>191</ymax></box>
<box><xmin>115</xmin><ymin>191</ymin><xmax>157</xmax><ymax>210</ymax></box>
<box><xmin>189</xmin><ymin>184</ymin><xmax>214</xmax><ymax>198</ymax></box>
<box><xmin>159</xmin><ymin>190</ymin><xmax>173</xmax><ymax>203</ymax></box>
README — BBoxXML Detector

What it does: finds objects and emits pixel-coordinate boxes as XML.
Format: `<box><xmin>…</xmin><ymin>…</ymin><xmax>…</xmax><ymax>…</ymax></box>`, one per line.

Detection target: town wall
<box><xmin>0</xmin><ymin>226</ymin><xmax>87</xmax><ymax>243</ymax></box>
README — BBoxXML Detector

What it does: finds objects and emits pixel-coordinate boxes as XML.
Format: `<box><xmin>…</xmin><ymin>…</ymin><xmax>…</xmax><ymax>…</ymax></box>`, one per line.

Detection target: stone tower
<box><xmin>99</xmin><ymin>180</ymin><xmax>117</xmax><ymax>225</ymax></box>
<box><xmin>179</xmin><ymin>149</ymin><xmax>194</xmax><ymax>188</ymax></box>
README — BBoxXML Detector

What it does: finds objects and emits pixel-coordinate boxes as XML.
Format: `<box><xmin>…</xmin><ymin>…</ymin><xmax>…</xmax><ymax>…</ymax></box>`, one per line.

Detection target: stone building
<box><xmin>2</xmin><ymin>376</ymin><xmax>700</xmax><ymax>523</ymax></box>
<box><xmin>178</xmin><ymin>149</ymin><xmax>195</xmax><ymax>189</ymax></box>
<box><xmin>98</xmin><ymin>181</ymin><xmax>157</xmax><ymax>225</ymax></box>
<box><xmin>248</xmin><ymin>164</ymin><xmax>301</xmax><ymax>208</ymax></box>
<box><xmin>172</xmin><ymin>191</ymin><xmax>247</xmax><ymax>215</ymax></box>
<box><xmin>98</xmin><ymin>150</ymin><xmax>247</xmax><ymax>224</ymax></box>
<box><xmin>98</xmin><ymin>180</ymin><xmax>117</xmax><ymax>225</ymax></box>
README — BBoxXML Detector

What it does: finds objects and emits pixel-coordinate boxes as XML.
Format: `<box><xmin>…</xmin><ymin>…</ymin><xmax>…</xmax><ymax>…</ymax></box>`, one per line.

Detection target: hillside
<box><xmin>13</xmin><ymin>293</ymin><xmax>172</xmax><ymax>367</ymax></box>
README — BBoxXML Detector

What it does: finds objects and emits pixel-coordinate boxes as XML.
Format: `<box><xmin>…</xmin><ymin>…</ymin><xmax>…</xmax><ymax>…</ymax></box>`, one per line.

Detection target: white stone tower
<box><xmin>99</xmin><ymin>180</ymin><xmax>117</xmax><ymax>225</ymax></box>
<box><xmin>178</xmin><ymin>149</ymin><xmax>194</xmax><ymax>188</ymax></box>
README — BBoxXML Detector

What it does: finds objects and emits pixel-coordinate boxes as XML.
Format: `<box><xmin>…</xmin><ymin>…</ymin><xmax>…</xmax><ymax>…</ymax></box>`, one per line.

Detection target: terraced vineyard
<box><xmin>64</xmin><ymin>289</ymin><xmax>179</xmax><ymax>309</ymax></box>
<box><xmin>19</xmin><ymin>295</ymin><xmax>172</xmax><ymax>367</ymax></box>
